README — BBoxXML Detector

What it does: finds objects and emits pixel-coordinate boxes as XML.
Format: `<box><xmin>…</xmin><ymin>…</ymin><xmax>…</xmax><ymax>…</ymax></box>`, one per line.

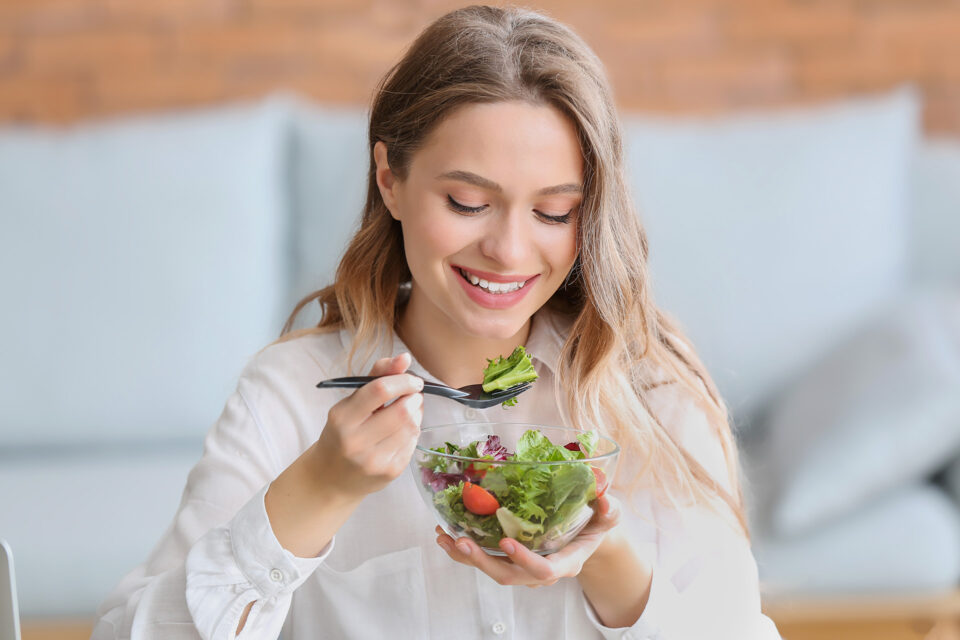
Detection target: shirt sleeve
<box><xmin>579</xmin><ymin>380</ymin><xmax>783</xmax><ymax>640</ymax></box>
<box><xmin>92</xmin><ymin>348</ymin><xmax>333</xmax><ymax>640</ymax></box>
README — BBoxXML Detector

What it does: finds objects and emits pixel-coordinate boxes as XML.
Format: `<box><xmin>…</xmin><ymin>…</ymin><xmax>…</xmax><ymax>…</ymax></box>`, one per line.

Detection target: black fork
<box><xmin>316</xmin><ymin>376</ymin><xmax>533</xmax><ymax>409</ymax></box>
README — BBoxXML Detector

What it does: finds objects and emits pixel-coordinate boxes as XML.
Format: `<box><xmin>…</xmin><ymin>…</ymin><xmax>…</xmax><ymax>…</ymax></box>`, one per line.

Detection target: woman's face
<box><xmin>375</xmin><ymin>101</ymin><xmax>582</xmax><ymax>340</ymax></box>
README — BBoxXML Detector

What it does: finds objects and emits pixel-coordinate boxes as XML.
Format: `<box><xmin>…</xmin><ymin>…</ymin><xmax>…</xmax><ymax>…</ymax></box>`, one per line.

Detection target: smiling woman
<box><xmin>91</xmin><ymin>5</ymin><xmax>782</xmax><ymax>640</ymax></box>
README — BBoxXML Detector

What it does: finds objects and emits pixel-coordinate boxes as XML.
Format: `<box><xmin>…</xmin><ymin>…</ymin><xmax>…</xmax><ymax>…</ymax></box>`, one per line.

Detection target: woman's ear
<box><xmin>373</xmin><ymin>141</ymin><xmax>402</xmax><ymax>221</ymax></box>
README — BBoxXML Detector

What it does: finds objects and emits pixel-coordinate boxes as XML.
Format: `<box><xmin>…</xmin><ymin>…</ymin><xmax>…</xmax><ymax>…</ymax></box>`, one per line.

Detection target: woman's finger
<box><xmin>351</xmin><ymin>390</ymin><xmax>422</xmax><ymax>451</ymax></box>
<box><xmin>334</xmin><ymin>371</ymin><xmax>423</xmax><ymax>427</ymax></box>
<box><xmin>440</xmin><ymin>533</ymin><xmax>559</xmax><ymax>587</ymax></box>
<box><xmin>367</xmin><ymin>352</ymin><xmax>412</xmax><ymax>377</ymax></box>
<box><xmin>496</xmin><ymin>538</ymin><xmax>558</xmax><ymax>582</ymax></box>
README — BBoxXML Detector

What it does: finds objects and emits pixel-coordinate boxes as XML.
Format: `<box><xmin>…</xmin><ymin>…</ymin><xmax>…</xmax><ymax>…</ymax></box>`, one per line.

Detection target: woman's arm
<box><xmin>577</xmin><ymin>529</ymin><xmax>653</xmax><ymax>628</ymax></box>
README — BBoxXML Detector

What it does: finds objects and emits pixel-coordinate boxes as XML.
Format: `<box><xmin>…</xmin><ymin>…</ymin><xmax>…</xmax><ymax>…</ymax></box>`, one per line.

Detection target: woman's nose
<box><xmin>477</xmin><ymin>208</ymin><xmax>531</xmax><ymax>267</ymax></box>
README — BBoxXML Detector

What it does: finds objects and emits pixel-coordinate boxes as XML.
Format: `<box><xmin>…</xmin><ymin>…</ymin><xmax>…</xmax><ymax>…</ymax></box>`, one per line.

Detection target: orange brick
<box><xmin>227</xmin><ymin>64</ymin><xmax>381</xmax><ymax>106</ymax></box>
<box><xmin>173</xmin><ymin>22</ymin><xmax>314</xmax><ymax>64</ymax></box>
<box><xmin>604</xmin><ymin>8</ymin><xmax>719</xmax><ymax>57</ymax></box>
<box><xmin>796</xmin><ymin>44</ymin><xmax>935</xmax><ymax>94</ymax></box>
<box><xmin>0</xmin><ymin>0</ymin><xmax>104</xmax><ymax>35</ymax></box>
<box><xmin>92</xmin><ymin>65</ymin><xmax>224</xmax><ymax>115</ymax></box>
<box><xmin>864</xmin><ymin>6</ymin><xmax>960</xmax><ymax>46</ymax></box>
<box><xmin>0</xmin><ymin>34</ymin><xmax>17</xmax><ymax>66</ymax></box>
<box><xmin>23</xmin><ymin>30</ymin><xmax>163</xmax><ymax>74</ymax></box>
<box><xmin>659</xmin><ymin>51</ymin><xmax>791</xmax><ymax>104</ymax></box>
<box><xmin>244</xmin><ymin>0</ymin><xmax>374</xmax><ymax>15</ymax></box>
<box><xmin>721</xmin><ymin>5</ymin><xmax>859</xmax><ymax>46</ymax></box>
<box><xmin>99</xmin><ymin>0</ymin><xmax>237</xmax><ymax>28</ymax></box>
<box><xmin>0</xmin><ymin>74</ymin><xmax>88</xmax><ymax>123</ymax></box>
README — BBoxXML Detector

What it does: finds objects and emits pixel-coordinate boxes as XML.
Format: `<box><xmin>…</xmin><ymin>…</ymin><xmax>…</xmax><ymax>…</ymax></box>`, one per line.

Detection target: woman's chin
<box><xmin>458</xmin><ymin>313</ymin><xmax>531</xmax><ymax>342</ymax></box>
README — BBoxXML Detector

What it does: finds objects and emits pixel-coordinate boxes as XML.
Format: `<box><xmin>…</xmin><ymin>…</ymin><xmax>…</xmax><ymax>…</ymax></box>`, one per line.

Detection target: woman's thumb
<box><xmin>368</xmin><ymin>352</ymin><xmax>412</xmax><ymax>377</ymax></box>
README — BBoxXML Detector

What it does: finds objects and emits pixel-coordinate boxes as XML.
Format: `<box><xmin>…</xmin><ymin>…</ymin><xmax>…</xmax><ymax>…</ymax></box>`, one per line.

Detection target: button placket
<box><xmin>475</xmin><ymin>571</ymin><xmax>513</xmax><ymax>639</ymax></box>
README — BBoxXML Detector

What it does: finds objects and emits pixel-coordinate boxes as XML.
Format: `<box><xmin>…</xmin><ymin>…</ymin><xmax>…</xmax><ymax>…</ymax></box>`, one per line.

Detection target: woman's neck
<box><xmin>395</xmin><ymin>289</ymin><xmax>531</xmax><ymax>389</ymax></box>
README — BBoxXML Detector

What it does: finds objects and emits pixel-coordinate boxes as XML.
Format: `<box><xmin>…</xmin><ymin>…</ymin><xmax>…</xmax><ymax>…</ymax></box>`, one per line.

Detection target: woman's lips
<box><xmin>451</xmin><ymin>264</ymin><xmax>537</xmax><ymax>284</ymax></box>
<box><xmin>451</xmin><ymin>265</ymin><xmax>539</xmax><ymax>310</ymax></box>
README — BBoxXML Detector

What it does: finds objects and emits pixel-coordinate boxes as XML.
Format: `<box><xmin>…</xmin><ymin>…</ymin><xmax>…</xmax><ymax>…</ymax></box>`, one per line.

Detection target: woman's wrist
<box><xmin>265</xmin><ymin>443</ymin><xmax>364</xmax><ymax>558</ymax></box>
<box><xmin>578</xmin><ymin>527</ymin><xmax>654</xmax><ymax>628</ymax></box>
<box><xmin>581</xmin><ymin>526</ymin><xmax>628</xmax><ymax>575</ymax></box>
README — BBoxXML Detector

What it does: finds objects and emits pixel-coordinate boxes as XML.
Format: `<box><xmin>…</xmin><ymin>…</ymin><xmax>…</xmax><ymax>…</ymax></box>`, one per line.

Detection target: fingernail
<box><xmin>456</xmin><ymin>541</ymin><xmax>471</xmax><ymax>555</ymax></box>
<box><xmin>501</xmin><ymin>540</ymin><xmax>515</xmax><ymax>554</ymax></box>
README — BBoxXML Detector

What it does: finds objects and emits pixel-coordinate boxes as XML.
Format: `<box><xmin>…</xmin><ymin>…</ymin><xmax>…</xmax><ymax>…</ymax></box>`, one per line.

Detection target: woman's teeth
<box><xmin>458</xmin><ymin>268</ymin><xmax>527</xmax><ymax>294</ymax></box>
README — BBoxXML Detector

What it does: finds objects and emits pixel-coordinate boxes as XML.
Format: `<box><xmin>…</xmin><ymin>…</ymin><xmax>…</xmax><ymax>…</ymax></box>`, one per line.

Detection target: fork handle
<box><xmin>316</xmin><ymin>376</ymin><xmax>469</xmax><ymax>398</ymax></box>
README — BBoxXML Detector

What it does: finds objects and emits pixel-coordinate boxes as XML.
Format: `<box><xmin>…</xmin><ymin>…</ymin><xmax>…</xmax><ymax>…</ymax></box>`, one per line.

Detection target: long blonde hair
<box><xmin>280</xmin><ymin>5</ymin><xmax>750</xmax><ymax>539</ymax></box>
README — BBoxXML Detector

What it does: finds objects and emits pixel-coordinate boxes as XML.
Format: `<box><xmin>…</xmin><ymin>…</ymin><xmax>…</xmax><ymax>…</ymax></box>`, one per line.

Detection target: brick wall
<box><xmin>1</xmin><ymin>0</ymin><xmax>958</xmax><ymax>134</ymax></box>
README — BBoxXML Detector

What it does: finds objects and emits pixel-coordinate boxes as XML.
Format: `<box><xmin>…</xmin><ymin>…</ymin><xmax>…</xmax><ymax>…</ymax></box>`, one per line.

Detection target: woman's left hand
<box><xmin>434</xmin><ymin>494</ymin><xmax>622</xmax><ymax>587</ymax></box>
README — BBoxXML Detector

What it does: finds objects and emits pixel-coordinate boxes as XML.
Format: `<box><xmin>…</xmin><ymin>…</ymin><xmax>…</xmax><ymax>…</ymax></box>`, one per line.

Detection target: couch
<box><xmin>1</xmin><ymin>86</ymin><xmax>958</xmax><ymax>617</ymax></box>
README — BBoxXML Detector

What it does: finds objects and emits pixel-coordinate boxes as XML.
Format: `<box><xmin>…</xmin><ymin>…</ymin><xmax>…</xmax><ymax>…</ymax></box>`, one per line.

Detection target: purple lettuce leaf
<box><xmin>477</xmin><ymin>435</ymin><xmax>509</xmax><ymax>460</ymax></box>
<box><xmin>421</xmin><ymin>466</ymin><xmax>466</xmax><ymax>492</ymax></box>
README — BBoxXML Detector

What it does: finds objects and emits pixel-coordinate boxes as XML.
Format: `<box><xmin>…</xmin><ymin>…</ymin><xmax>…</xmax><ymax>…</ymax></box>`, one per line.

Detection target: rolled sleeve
<box><xmin>185</xmin><ymin>484</ymin><xmax>335</xmax><ymax>640</ymax></box>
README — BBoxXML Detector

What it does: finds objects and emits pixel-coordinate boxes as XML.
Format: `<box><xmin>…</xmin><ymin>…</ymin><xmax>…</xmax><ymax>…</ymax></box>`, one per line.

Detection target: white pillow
<box><xmin>0</xmin><ymin>98</ymin><xmax>292</xmax><ymax>446</ymax></box>
<box><xmin>623</xmin><ymin>87</ymin><xmax>920</xmax><ymax>419</ymax></box>
<box><xmin>762</xmin><ymin>286</ymin><xmax>960</xmax><ymax>535</ymax></box>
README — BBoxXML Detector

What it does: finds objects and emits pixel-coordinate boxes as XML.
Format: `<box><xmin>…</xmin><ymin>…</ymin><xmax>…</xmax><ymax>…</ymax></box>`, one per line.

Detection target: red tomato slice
<box><xmin>591</xmin><ymin>467</ymin><xmax>608</xmax><ymax>499</ymax></box>
<box><xmin>563</xmin><ymin>442</ymin><xmax>580</xmax><ymax>452</ymax></box>
<box><xmin>462</xmin><ymin>481</ymin><xmax>499</xmax><ymax>515</ymax></box>
<box><xmin>464</xmin><ymin>462</ymin><xmax>487</xmax><ymax>479</ymax></box>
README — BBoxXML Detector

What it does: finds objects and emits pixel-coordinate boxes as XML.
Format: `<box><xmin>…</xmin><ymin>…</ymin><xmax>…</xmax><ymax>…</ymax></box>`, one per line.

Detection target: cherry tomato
<box><xmin>464</xmin><ymin>462</ymin><xmax>487</xmax><ymax>479</ymax></box>
<box><xmin>462</xmin><ymin>481</ymin><xmax>499</xmax><ymax>515</ymax></box>
<box><xmin>591</xmin><ymin>466</ymin><xmax>608</xmax><ymax>499</ymax></box>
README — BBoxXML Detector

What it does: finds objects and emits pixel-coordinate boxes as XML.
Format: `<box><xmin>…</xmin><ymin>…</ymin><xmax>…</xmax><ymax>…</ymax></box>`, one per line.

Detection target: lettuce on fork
<box><xmin>482</xmin><ymin>345</ymin><xmax>539</xmax><ymax>407</ymax></box>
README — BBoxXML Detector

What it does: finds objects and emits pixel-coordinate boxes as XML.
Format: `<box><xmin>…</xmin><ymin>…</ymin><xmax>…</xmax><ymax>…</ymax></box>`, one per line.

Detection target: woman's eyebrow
<box><xmin>435</xmin><ymin>170</ymin><xmax>582</xmax><ymax>196</ymax></box>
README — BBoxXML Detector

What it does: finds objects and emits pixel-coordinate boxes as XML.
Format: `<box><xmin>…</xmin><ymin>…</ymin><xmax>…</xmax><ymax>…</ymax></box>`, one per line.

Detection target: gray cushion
<box><xmin>0</xmin><ymin>443</ymin><xmax>200</xmax><ymax>616</ymax></box>
<box><xmin>0</xmin><ymin>99</ymin><xmax>292</xmax><ymax>446</ymax></box>
<box><xmin>911</xmin><ymin>140</ymin><xmax>960</xmax><ymax>283</ymax></box>
<box><xmin>753</xmin><ymin>483</ymin><xmax>960</xmax><ymax>596</ymax></box>
<box><xmin>945</xmin><ymin>457</ymin><xmax>960</xmax><ymax>508</ymax></box>
<box><xmin>623</xmin><ymin>87</ymin><xmax>919</xmax><ymax>419</ymax></box>
<box><xmin>761</xmin><ymin>287</ymin><xmax>960</xmax><ymax>535</ymax></box>
<box><xmin>287</xmin><ymin>100</ymin><xmax>369</xmax><ymax>319</ymax></box>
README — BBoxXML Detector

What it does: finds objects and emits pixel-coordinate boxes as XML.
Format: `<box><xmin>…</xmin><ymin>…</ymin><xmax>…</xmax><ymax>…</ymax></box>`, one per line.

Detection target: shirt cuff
<box><xmin>582</xmin><ymin>567</ymin><xmax>678</xmax><ymax>640</ymax></box>
<box><xmin>229</xmin><ymin>483</ymin><xmax>335</xmax><ymax>599</ymax></box>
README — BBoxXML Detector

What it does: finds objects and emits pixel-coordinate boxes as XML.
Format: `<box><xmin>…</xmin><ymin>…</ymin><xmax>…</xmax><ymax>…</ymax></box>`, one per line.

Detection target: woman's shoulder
<box><xmin>239</xmin><ymin>327</ymin><xmax>347</xmax><ymax>392</ymax></box>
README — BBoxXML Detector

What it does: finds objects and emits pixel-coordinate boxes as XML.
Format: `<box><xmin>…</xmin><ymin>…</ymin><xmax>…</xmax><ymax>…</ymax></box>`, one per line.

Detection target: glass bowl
<box><xmin>411</xmin><ymin>422</ymin><xmax>620</xmax><ymax>556</ymax></box>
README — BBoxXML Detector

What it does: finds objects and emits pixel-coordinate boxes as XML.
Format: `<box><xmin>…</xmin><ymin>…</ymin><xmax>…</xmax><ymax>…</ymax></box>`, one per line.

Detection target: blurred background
<box><xmin>1</xmin><ymin>1</ymin><xmax>959</xmax><ymax>638</ymax></box>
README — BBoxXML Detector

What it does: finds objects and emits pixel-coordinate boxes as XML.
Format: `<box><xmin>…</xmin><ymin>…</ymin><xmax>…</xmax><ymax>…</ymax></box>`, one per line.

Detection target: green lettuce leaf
<box><xmin>482</xmin><ymin>345</ymin><xmax>539</xmax><ymax>393</ymax></box>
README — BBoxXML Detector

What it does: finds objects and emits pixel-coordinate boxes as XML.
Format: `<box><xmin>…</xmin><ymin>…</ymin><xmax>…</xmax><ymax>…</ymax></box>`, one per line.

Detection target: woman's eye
<box><xmin>446</xmin><ymin>195</ymin><xmax>487</xmax><ymax>214</ymax></box>
<box><xmin>535</xmin><ymin>209</ymin><xmax>574</xmax><ymax>225</ymax></box>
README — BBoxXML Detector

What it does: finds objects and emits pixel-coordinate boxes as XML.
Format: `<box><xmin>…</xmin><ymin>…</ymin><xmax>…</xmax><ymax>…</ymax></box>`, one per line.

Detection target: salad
<box><xmin>419</xmin><ymin>428</ymin><xmax>609</xmax><ymax>552</ymax></box>
<box><xmin>482</xmin><ymin>345</ymin><xmax>538</xmax><ymax>407</ymax></box>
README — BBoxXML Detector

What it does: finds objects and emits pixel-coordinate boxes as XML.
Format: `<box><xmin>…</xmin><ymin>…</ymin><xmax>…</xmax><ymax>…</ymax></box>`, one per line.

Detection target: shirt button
<box><xmin>491</xmin><ymin>622</ymin><xmax>506</xmax><ymax>635</ymax></box>
<box><xmin>269</xmin><ymin>569</ymin><xmax>284</xmax><ymax>583</ymax></box>
<box><xmin>465</xmin><ymin>408</ymin><xmax>478</xmax><ymax>420</ymax></box>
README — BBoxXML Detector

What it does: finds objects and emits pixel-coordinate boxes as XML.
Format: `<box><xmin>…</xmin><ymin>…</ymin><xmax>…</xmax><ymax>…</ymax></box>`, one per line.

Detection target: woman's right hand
<box><xmin>312</xmin><ymin>352</ymin><xmax>425</xmax><ymax>499</ymax></box>
<box><xmin>264</xmin><ymin>352</ymin><xmax>423</xmax><ymax>562</ymax></box>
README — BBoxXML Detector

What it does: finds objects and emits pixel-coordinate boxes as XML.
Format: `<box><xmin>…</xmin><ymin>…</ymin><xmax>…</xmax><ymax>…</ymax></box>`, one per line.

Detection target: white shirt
<box><xmin>92</xmin><ymin>306</ymin><xmax>782</xmax><ymax>640</ymax></box>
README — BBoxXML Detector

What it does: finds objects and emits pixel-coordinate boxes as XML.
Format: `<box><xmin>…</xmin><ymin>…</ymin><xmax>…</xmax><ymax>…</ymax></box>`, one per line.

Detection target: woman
<box><xmin>94</xmin><ymin>5</ymin><xmax>781</xmax><ymax>639</ymax></box>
